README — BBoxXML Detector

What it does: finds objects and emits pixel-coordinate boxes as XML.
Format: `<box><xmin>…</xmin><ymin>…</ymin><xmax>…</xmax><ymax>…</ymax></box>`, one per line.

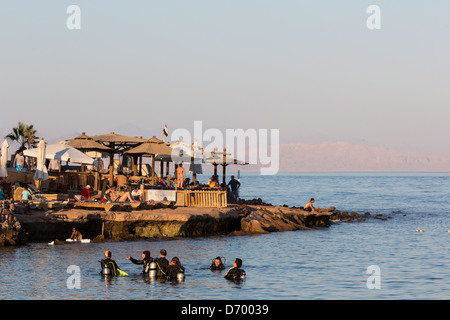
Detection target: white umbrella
<box><xmin>0</xmin><ymin>139</ymin><xmax>9</xmax><ymax>178</ymax></box>
<box><xmin>169</xmin><ymin>140</ymin><xmax>204</xmax><ymax>164</ymax></box>
<box><xmin>23</xmin><ymin>141</ymin><xmax>94</xmax><ymax>164</ymax></box>
<box><xmin>34</xmin><ymin>138</ymin><xmax>49</xmax><ymax>181</ymax></box>
<box><xmin>189</xmin><ymin>140</ymin><xmax>203</xmax><ymax>174</ymax></box>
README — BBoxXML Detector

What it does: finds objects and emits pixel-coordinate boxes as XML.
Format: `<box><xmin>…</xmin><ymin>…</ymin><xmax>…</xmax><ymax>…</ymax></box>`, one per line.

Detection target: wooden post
<box><xmin>223</xmin><ymin>148</ymin><xmax>226</xmax><ymax>185</ymax></box>
<box><xmin>108</xmin><ymin>143</ymin><xmax>115</xmax><ymax>186</ymax></box>
<box><xmin>131</xmin><ymin>156</ymin><xmax>137</xmax><ymax>176</ymax></box>
<box><xmin>166</xmin><ymin>161</ymin><xmax>170</xmax><ymax>177</ymax></box>
<box><xmin>151</xmin><ymin>155</ymin><xmax>155</xmax><ymax>184</ymax></box>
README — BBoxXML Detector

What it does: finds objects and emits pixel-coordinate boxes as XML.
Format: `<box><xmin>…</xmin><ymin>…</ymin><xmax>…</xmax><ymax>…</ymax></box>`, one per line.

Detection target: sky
<box><xmin>1</xmin><ymin>1</ymin><xmax>450</xmax><ymax>153</ymax></box>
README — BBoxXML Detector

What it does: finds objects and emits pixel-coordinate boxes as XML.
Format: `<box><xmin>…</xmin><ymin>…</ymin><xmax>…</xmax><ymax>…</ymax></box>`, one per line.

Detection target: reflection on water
<box><xmin>1</xmin><ymin>173</ymin><xmax>450</xmax><ymax>299</ymax></box>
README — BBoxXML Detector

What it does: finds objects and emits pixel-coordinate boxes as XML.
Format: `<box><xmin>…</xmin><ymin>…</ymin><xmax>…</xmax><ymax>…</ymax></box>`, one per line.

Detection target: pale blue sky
<box><xmin>1</xmin><ymin>1</ymin><xmax>449</xmax><ymax>153</ymax></box>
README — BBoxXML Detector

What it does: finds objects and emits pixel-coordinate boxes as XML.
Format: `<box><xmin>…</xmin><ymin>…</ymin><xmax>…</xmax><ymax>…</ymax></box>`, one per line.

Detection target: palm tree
<box><xmin>6</xmin><ymin>122</ymin><xmax>39</xmax><ymax>153</ymax></box>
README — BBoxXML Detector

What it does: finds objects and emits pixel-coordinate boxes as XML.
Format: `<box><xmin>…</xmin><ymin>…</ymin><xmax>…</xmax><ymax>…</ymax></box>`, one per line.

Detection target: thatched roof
<box><xmin>124</xmin><ymin>136</ymin><xmax>173</xmax><ymax>156</ymax></box>
<box><xmin>67</xmin><ymin>132</ymin><xmax>112</xmax><ymax>151</ymax></box>
<box><xmin>91</xmin><ymin>132</ymin><xmax>147</xmax><ymax>144</ymax></box>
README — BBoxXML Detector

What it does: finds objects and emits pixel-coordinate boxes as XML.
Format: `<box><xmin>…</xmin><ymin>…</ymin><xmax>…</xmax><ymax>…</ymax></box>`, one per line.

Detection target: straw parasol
<box><xmin>91</xmin><ymin>132</ymin><xmax>147</xmax><ymax>184</ymax></box>
<box><xmin>125</xmin><ymin>136</ymin><xmax>173</xmax><ymax>177</ymax></box>
<box><xmin>205</xmin><ymin>149</ymin><xmax>248</xmax><ymax>185</ymax></box>
<box><xmin>67</xmin><ymin>132</ymin><xmax>112</xmax><ymax>152</ymax></box>
<box><xmin>0</xmin><ymin>139</ymin><xmax>9</xmax><ymax>178</ymax></box>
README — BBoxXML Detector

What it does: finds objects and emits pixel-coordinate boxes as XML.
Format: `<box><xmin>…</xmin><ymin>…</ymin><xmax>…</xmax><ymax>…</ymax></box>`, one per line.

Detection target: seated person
<box><xmin>104</xmin><ymin>187</ymin><xmax>120</xmax><ymax>202</ymax></box>
<box><xmin>208</xmin><ymin>176</ymin><xmax>219</xmax><ymax>188</ymax></box>
<box><xmin>80</xmin><ymin>185</ymin><xmax>91</xmax><ymax>200</ymax></box>
<box><xmin>0</xmin><ymin>186</ymin><xmax>5</xmax><ymax>200</ymax></box>
<box><xmin>22</xmin><ymin>188</ymin><xmax>35</xmax><ymax>202</ymax></box>
<box><xmin>70</xmin><ymin>228</ymin><xmax>82</xmax><ymax>240</ymax></box>
<box><xmin>158</xmin><ymin>179</ymin><xmax>167</xmax><ymax>187</ymax></box>
<box><xmin>304</xmin><ymin>198</ymin><xmax>317</xmax><ymax>212</ymax></box>
<box><xmin>118</xmin><ymin>187</ymin><xmax>143</xmax><ymax>203</ymax></box>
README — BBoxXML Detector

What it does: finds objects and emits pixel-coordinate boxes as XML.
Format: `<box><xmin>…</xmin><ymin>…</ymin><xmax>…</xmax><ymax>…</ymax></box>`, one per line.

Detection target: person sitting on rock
<box><xmin>70</xmin><ymin>228</ymin><xmax>82</xmax><ymax>240</ymax></box>
<box><xmin>304</xmin><ymin>198</ymin><xmax>317</xmax><ymax>212</ymax></box>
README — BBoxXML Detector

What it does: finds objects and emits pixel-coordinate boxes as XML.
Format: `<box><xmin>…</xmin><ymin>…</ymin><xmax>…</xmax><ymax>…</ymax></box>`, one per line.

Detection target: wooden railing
<box><xmin>184</xmin><ymin>190</ymin><xmax>227</xmax><ymax>208</ymax></box>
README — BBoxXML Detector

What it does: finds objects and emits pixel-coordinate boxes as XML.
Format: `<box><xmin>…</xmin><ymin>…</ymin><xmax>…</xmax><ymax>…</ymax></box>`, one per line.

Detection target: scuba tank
<box><xmin>102</xmin><ymin>266</ymin><xmax>111</xmax><ymax>275</ymax></box>
<box><xmin>176</xmin><ymin>271</ymin><xmax>185</xmax><ymax>281</ymax></box>
<box><xmin>148</xmin><ymin>261</ymin><xmax>157</xmax><ymax>278</ymax></box>
<box><xmin>100</xmin><ymin>260</ymin><xmax>112</xmax><ymax>275</ymax></box>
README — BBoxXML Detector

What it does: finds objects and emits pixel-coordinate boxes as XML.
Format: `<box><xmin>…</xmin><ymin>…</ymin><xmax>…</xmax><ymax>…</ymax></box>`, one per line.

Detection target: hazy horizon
<box><xmin>1</xmin><ymin>1</ymin><xmax>450</xmax><ymax>157</ymax></box>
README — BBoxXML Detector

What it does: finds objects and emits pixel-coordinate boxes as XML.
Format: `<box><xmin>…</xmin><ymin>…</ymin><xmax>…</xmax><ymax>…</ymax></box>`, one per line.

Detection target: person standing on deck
<box><xmin>176</xmin><ymin>163</ymin><xmax>185</xmax><ymax>189</ymax></box>
<box><xmin>227</xmin><ymin>175</ymin><xmax>241</xmax><ymax>200</ymax></box>
<box><xmin>13</xmin><ymin>152</ymin><xmax>24</xmax><ymax>171</ymax></box>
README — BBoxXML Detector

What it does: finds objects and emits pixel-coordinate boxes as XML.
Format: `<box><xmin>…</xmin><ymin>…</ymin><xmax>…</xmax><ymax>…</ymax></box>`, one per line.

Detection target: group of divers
<box><xmin>100</xmin><ymin>249</ymin><xmax>246</xmax><ymax>282</ymax></box>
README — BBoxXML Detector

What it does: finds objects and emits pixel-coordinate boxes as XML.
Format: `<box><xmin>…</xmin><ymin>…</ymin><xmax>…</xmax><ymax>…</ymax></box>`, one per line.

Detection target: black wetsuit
<box><xmin>100</xmin><ymin>258</ymin><xmax>120</xmax><ymax>276</ymax></box>
<box><xmin>209</xmin><ymin>262</ymin><xmax>225</xmax><ymax>270</ymax></box>
<box><xmin>166</xmin><ymin>265</ymin><xmax>185</xmax><ymax>280</ymax></box>
<box><xmin>154</xmin><ymin>257</ymin><xmax>170</xmax><ymax>277</ymax></box>
<box><xmin>224</xmin><ymin>267</ymin><xmax>246</xmax><ymax>281</ymax></box>
<box><xmin>129</xmin><ymin>256</ymin><xmax>154</xmax><ymax>274</ymax></box>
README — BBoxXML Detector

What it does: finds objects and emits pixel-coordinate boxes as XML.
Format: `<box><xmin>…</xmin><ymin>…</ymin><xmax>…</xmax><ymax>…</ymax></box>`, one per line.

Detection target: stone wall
<box><xmin>0</xmin><ymin>201</ymin><xmax>25</xmax><ymax>246</ymax></box>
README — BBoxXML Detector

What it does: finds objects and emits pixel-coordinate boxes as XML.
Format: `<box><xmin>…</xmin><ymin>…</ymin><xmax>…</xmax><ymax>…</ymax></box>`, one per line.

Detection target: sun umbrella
<box><xmin>168</xmin><ymin>140</ymin><xmax>205</xmax><ymax>164</ymax></box>
<box><xmin>34</xmin><ymin>138</ymin><xmax>49</xmax><ymax>181</ymax></box>
<box><xmin>0</xmin><ymin>139</ymin><xmax>9</xmax><ymax>178</ymax></box>
<box><xmin>23</xmin><ymin>141</ymin><xmax>94</xmax><ymax>164</ymax></box>
<box><xmin>67</xmin><ymin>132</ymin><xmax>112</xmax><ymax>152</ymax></box>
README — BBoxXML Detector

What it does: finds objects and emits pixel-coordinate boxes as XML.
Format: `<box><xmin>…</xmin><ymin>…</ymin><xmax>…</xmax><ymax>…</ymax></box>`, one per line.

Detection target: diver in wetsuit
<box><xmin>166</xmin><ymin>257</ymin><xmax>185</xmax><ymax>280</ymax></box>
<box><xmin>127</xmin><ymin>250</ymin><xmax>154</xmax><ymax>274</ymax></box>
<box><xmin>100</xmin><ymin>251</ymin><xmax>121</xmax><ymax>276</ymax></box>
<box><xmin>224</xmin><ymin>258</ymin><xmax>246</xmax><ymax>281</ymax></box>
<box><xmin>209</xmin><ymin>256</ymin><xmax>225</xmax><ymax>271</ymax></box>
<box><xmin>154</xmin><ymin>249</ymin><xmax>169</xmax><ymax>278</ymax></box>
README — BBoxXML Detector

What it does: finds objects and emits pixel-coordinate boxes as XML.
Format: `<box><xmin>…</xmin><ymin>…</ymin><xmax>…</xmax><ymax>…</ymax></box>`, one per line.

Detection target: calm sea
<box><xmin>1</xmin><ymin>172</ymin><xmax>449</xmax><ymax>300</ymax></box>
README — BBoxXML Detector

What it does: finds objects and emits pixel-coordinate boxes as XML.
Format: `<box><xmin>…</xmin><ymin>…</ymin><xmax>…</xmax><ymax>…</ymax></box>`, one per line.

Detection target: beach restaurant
<box><xmin>0</xmin><ymin>132</ymin><xmax>248</xmax><ymax>208</ymax></box>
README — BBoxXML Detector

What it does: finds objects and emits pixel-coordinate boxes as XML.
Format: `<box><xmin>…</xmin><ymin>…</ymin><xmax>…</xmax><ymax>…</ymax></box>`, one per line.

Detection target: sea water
<box><xmin>0</xmin><ymin>172</ymin><xmax>449</xmax><ymax>300</ymax></box>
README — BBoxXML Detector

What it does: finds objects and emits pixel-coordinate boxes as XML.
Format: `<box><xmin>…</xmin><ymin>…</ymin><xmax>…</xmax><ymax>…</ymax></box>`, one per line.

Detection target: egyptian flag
<box><xmin>163</xmin><ymin>124</ymin><xmax>168</xmax><ymax>137</ymax></box>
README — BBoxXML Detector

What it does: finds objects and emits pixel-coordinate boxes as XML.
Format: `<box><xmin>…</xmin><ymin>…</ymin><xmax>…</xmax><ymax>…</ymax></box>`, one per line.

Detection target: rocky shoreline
<box><xmin>0</xmin><ymin>199</ymin><xmax>390</xmax><ymax>247</ymax></box>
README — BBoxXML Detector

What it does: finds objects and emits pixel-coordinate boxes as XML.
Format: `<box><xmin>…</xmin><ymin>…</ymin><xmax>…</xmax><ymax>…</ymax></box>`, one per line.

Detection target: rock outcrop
<box><xmin>7</xmin><ymin>199</ymin><xmax>387</xmax><ymax>245</ymax></box>
<box><xmin>231</xmin><ymin>205</ymin><xmax>334</xmax><ymax>235</ymax></box>
<box><xmin>0</xmin><ymin>201</ymin><xmax>25</xmax><ymax>246</ymax></box>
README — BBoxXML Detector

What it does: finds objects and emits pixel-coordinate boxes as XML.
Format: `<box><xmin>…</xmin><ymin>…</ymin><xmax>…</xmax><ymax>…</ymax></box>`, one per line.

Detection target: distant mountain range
<box><xmin>232</xmin><ymin>141</ymin><xmax>450</xmax><ymax>172</ymax></box>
